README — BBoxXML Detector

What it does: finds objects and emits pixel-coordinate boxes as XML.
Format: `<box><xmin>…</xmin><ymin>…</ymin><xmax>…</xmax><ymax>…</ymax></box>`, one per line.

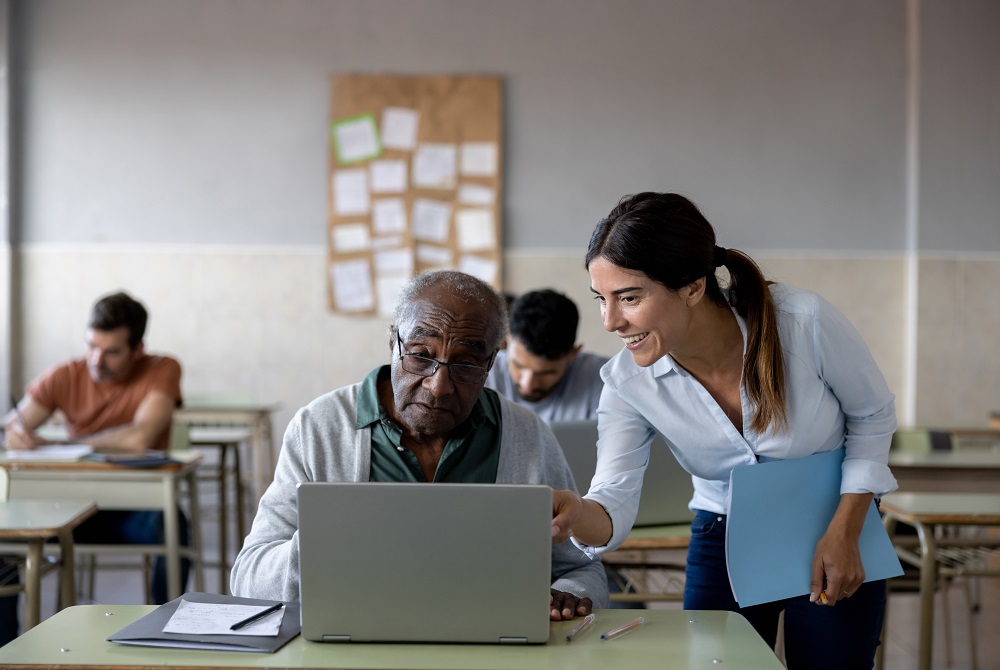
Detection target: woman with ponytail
<box><xmin>552</xmin><ymin>192</ymin><xmax>897</xmax><ymax>669</ymax></box>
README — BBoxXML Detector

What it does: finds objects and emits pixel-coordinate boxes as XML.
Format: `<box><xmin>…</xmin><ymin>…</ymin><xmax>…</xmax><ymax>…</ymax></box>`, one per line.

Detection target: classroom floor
<box><xmin>22</xmin><ymin>490</ymin><xmax>1000</xmax><ymax>669</ymax></box>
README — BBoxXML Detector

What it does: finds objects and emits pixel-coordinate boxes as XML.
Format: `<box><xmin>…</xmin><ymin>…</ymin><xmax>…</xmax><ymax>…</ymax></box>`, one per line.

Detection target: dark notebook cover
<box><xmin>84</xmin><ymin>450</ymin><xmax>180</xmax><ymax>467</ymax></box>
<box><xmin>107</xmin><ymin>592</ymin><xmax>301</xmax><ymax>653</ymax></box>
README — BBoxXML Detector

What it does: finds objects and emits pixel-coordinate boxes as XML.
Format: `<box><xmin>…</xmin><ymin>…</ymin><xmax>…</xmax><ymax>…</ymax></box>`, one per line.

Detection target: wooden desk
<box><xmin>0</xmin><ymin>453</ymin><xmax>205</xmax><ymax>600</ymax></box>
<box><xmin>880</xmin><ymin>492</ymin><xmax>1000</xmax><ymax>670</ymax></box>
<box><xmin>603</xmin><ymin>523</ymin><xmax>691</xmax><ymax>603</ymax></box>
<box><xmin>0</xmin><ymin>604</ymin><xmax>784</xmax><ymax>669</ymax></box>
<box><xmin>175</xmin><ymin>401</ymin><xmax>279</xmax><ymax>504</ymax></box>
<box><xmin>0</xmin><ymin>500</ymin><xmax>97</xmax><ymax>630</ymax></box>
<box><xmin>889</xmin><ymin>450</ymin><xmax>1000</xmax><ymax>493</ymax></box>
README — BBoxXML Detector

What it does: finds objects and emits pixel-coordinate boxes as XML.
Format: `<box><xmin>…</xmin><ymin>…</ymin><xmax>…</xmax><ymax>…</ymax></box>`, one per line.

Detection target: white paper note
<box><xmin>459</xmin><ymin>255</ymin><xmax>498</xmax><ymax>283</ymax></box>
<box><xmin>377</xmin><ymin>274</ymin><xmax>410</xmax><ymax>318</ymax></box>
<box><xmin>2</xmin><ymin>444</ymin><xmax>93</xmax><ymax>460</ymax></box>
<box><xmin>455</xmin><ymin>208</ymin><xmax>495</xmax><ymax>251</ymax></box>
<box><xmin>460</xmin><ymin>142</ymin><xmax>498</xmax><ymax>177</ymax></box>
<box><xmin>412</xmin><ymin>199</ymin><xmax>452</xmax><ymax>243</ymax></box>
<box><xmin>332</xmin><ymin>115</ymin><xmax>380</xmax><ymax>165</ymax></box>
<box><xmin>372</xmin><ymin>198</ymin><xmax>407</xmax><ymax>235</ymax></box>
<box><xmin>370</xmin><ymin>160</ymin><xmax>408</xmax><ymax>193</ymax></box>
<box><xmin>374</xmin><ymin>248</ymin><xmax>414</xmax><ymax>275</ymax></box>
<box><xmin>416</xmin><ymin>244</ymin><xmax>454</xmax><ymax>267</ymax></box>
<box><xmin>162</xmin><ymin>600</ymin><xmax>283</xmax><ymax>637</ymax></box>
<box><xmin>330</xmin><ymin>259</ymin><xmax>375</xmax><ymax>312</ymax></box>
<box><xmin>331</xmin><ymin>223</ymin><xmax>371</xmax><ymax>253</ymax></box>
<box><xmin>457</xmin><ymin>184</ymin><xmax>496</xmax><ymax>206</ymax></box>
<box><xmin>372</xmin><ymin>235</ymin><xmax>404</xmax><ymax>249</ymax></box>
<box><xmin>412</xmin><ymin>143</ymin><xmax>457</xmax><ymax>189</ymax></box>
<box><xmin>381</xmin><ymin>107</ymin><xmax>419</xmax><ymax>151</ymax></box>
<box><xmin>332</xmin><ymin>169</ymin><xmax>370</xmax><ymax>216</ymax></box>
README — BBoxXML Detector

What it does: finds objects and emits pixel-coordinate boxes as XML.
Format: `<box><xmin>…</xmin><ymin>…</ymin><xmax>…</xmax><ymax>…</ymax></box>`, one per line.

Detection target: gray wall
<box><xmin>14</xmin><ymin>0</ymin><xmax>932</xmax><ymax>251</ymax></box>
<box><xmin>6</xmin><ymin>0</ymin><xmax>1000</xmax><ymax>431</ymax></box>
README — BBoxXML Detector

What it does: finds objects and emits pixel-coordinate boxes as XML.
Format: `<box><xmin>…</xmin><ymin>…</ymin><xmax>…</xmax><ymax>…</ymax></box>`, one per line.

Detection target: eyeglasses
<box><xmin>395</xmin><ymin>332</ymin><xmax>492</xmax><ymax>385</ymax></box>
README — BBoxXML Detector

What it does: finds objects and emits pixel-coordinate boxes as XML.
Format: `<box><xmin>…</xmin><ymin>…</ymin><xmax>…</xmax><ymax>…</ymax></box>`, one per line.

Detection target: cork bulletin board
<box><xmin>327</xmin><ymin>74</ymin><xmax>503</xmax><ymax>315</ymax></box>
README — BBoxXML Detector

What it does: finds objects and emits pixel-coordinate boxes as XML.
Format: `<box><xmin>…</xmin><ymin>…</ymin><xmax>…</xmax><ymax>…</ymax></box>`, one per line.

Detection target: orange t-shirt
<box><xmin>27</xmin><ymin>355</ymin><xmax>183</xmax><ymax>452</ymax></box>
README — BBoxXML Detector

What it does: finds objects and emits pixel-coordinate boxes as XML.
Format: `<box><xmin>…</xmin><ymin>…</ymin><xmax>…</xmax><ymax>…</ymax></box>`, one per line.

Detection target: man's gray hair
<box><xmin>392</xmin><ymin>270</ymin><xmax>509</xmax><ymax>350</ymax></box>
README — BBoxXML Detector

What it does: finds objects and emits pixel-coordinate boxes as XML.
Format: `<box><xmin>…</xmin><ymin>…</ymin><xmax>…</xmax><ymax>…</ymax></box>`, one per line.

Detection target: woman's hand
<box><xmin>551</xmin><ymin>489</ymin><xmax>583</xmax><ymax>543</ymax></box>
<box><xmin>809</xmin><ymin>492</ymin><xmax>872</xmax><ymax>606</ymax></box>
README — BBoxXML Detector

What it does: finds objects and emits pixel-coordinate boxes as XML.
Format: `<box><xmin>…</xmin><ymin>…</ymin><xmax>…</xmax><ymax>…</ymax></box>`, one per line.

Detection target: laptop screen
<box><xmin>297</xmin><ymin>482</ymin><xmax>553</xmax><ymax>644</ymax></box>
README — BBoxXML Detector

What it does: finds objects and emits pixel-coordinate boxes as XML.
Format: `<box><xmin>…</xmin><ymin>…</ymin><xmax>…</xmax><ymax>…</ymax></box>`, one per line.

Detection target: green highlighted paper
<box><xmin>726</xmin><ymin>448</ymin><xmax>903</xmax><ymax>607</ymax></box>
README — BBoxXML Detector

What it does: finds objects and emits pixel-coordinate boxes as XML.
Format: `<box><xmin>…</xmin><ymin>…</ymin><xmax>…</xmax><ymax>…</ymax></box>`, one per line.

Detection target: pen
<box><xmin>229</xmin><ymin>603</ymin><xmax>283</xmax><ymax>630</ymax></box>
<box><xmin>566</xmin><ymin>613</ymin><xmax>595</xmax><ymax>642</ymax></box>
<box><xmin>600</xmin><ymin>616</ymin><xmax>645</xmax><ymax>641</ymax></box>
<box><xmin>9</xmin><ymin>394</ymin><xmax>26</xmax><ymax>429</ymax></box>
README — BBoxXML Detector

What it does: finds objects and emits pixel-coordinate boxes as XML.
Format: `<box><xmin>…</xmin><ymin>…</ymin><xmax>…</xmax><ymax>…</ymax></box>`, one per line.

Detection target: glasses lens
<box><xmin>448</xmin><ymin>364</ymin><xmax>486</xmax><ymax>384</ymax></box>
<box><xmin>401</xmin><ymin>355</ymin><xmax>437</xmax><ymax>377</ymax></box>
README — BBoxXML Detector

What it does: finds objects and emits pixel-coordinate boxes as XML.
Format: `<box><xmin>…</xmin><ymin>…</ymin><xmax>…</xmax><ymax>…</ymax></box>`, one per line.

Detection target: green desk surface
<box><xmin>888</xmin><ymin>450</ymin><xmax>1000</xmax><ymax>468</ymax></box>
<box><xmin>0</xmin><ymin>605</ymin><xmax>784</xmax><ymax>669</ymax></box>
<box><xmin>881</xmin><ymin>491</ymin><xmax>1000</xmax><ymax>522</ymax></box>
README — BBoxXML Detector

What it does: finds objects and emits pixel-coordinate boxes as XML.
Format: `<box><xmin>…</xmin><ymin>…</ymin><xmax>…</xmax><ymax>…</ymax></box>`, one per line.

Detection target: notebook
<box><xmin>296</xmin><ymin>482</ymin><xmax>553</xmax><ymax>644</ymax></box>
<box><xmin>549</xmin><ymin>419</ymin><xmax>694</xmax><ymax>527</ymax></box>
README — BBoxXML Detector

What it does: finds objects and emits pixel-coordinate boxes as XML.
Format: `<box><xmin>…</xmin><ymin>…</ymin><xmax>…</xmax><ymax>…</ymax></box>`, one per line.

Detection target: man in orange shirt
<box><xmin>1</xmin><ymin>291</ymin><xmax>186</xmax><ymax>643</ymax></box>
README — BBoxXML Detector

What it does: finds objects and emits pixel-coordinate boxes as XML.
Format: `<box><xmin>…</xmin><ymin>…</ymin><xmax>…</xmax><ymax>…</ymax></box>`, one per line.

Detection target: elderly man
<box><xmin>486</xmin><ymin>289</ymin><xmax>607</xmax><ymax>422</ymax></box>
<box><xmin>231</xmin><ymin>271</ymin><xmax>607</xmax><ymax>619</ymax></box>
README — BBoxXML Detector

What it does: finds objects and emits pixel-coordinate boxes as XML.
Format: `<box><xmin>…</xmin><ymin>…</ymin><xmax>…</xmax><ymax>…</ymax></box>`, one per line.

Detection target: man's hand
<box><xmin>550</xmin><ymin>588</ymin><xmax>593</xmax><ymax>621</ymax></box>
<box><xmin>552</xmin><ymin>489</ymin><xmax>583</xmax><ymax>543</ymax></box>
<box><xmin>2</xmin><ymin>416</ymin><xmax>47</xmax><ymax>450</ymax></box>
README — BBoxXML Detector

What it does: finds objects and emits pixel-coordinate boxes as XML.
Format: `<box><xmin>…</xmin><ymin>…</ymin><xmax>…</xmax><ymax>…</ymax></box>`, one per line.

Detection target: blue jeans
<box><xmin>685</xmin><ymin>510</ymin><xmax>885</xmax><ymax>670</ymax></box>
<box><xmin>73</xmin><ymin>509</ymin><xmax>191</xmax><ymax>605</ymax></box>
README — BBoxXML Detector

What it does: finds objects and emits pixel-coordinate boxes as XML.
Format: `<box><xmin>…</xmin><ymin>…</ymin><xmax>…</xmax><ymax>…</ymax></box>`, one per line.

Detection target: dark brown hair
<box><xmin>585</xmin><ymin>192</ymin><xmax>787</xmax><ymax>433</ymax></box>
<box><xmin>88</xmin><ymin>291</ymin><xmax>148</xmax><ymax>349</ymax></box>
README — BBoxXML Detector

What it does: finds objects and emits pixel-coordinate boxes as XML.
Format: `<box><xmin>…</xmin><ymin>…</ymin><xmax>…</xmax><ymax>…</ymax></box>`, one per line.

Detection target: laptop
<box><xmin>550</xmin><ymin>419</ymin><xmax>694</xmax><ymax>527</ymax></box>
<box><xmin>297</xmin><ymin>482</ymin><xmax>552</xmax><ymax>644</ymax></box>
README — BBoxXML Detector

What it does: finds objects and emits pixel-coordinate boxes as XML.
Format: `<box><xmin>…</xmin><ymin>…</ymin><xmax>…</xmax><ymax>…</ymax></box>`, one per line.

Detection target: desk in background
<box><xmin>0</xmin><ymin>604</ymin><xmax>784</xmax><ymax>669</ymax></box>
<box><xmin>0</xmin><ymin>500</ymin><xmax>96</xmax><ymax>630</ymax></box>
<box><xmin>175</xmin><ymin>400</ymin><xmax>279</xmax><ymax>505</ymax></box>
<box><xmin>888</xmin><ymin>450</ymin><xmax>1000</xmax><ymax>494</ymax></box>
<box><xmin>0</xmin><ymin>452</ymin><xmax>205</xmax><ymax>600</ymax></box>
<box><xmin>603</xmin><ymin>523</ymin><xmax>691</xmax><ymax>604</ymax></box>
<box><xmin>880</xmin><ymin>492</ymin><xmax>1000</xmax><ymax>670</ymax></box>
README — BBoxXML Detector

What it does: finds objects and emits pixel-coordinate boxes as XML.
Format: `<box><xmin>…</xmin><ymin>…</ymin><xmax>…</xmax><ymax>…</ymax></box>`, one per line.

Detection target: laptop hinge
<box><xmin>322</xmin><ymin>635</ymin><xmax>352</xmax><ymax>643</ymax></box>
<box><xmin>499</xmin><ymin>636</ymin><xmax>528</xmax><ymax>645</ymax></box>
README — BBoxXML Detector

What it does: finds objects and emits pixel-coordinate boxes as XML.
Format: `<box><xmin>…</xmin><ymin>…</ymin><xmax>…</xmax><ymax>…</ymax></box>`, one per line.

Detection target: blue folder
<box><xmin>725</xmin><ymin>448</ymin><xmax>903</xmax><ymax>607</ymax></box>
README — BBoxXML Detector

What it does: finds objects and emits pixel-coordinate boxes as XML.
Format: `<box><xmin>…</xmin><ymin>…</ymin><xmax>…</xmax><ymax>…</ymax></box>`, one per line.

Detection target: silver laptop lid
<box><xmin>297</xmin><ymin>482</ymin><xmax>552</xmax><ymax>644</ymax></box>
<box><xmin>550</xmin><ymin>419</ymin><xmax>694</xmax><ymax>527</ymax></box>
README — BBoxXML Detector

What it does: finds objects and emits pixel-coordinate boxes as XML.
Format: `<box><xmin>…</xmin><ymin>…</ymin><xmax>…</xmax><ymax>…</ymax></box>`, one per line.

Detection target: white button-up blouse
<box><xmin>580</xmin><ymin>283</ymin><xmax>898</xmax><ymax>556</ymax></box>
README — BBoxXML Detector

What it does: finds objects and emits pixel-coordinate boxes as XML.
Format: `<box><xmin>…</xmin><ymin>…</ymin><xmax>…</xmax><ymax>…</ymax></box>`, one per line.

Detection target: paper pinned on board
<box><xmin>381</xmin><ymin>107</ymin><xmax>419</xmax><ymax>151</ymax></box>
<box><xmin>329</xmin><ymin>259</ymin><xmax>375</xmax><ymax>312</ymax></box>
<box><xmin>331</xmin><ymin>114</ymin><xmax>381</xmax><ymax>165</ymax></box>
<box><xmin>332</xmin><ymin>169</ymin><xmax>370</xmax><ymax>216</ymax></box>
<box><xmin>412</xmin><ymin>143</ymin><xmax>457</xmax><ymax>189</ymax></box>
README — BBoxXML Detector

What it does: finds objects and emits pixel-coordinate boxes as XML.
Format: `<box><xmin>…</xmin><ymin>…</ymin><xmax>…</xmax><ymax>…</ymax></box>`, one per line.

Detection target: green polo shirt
<box><xmin>357</xmin><ymin>366</ymin><xmax>502</xmax><ymax>483</ymax></box>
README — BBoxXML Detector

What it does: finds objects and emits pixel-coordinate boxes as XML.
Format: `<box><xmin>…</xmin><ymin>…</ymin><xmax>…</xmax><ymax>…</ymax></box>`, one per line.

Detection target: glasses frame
<box><xmin>394</xmin><ymin>331</ymin><xmax>494</xmax><ymax>385</ymax></box>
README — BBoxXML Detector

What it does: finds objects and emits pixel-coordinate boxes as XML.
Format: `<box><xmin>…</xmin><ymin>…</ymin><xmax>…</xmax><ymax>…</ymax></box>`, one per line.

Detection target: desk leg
<box><xmin>23</xmin><ymin>540</ymin><xmax>42</xmax><ymax>630</ymax></box>
<box><xmin>56</xmin><ymin>530</ymin><xmax>77</xmax><ymax>611</ymax></box>
<box><xmin>251</xmin><ymin>415</ymin><xmax>275</xmax><ymax>504</ymax></box>
<box><xmin>915</xmin><ymin>522</ymin><xmax>937</xmax><ymax>670</ymax></box>
<box><xmin>187</xmin><ymin>469</ymin><xmax>205</xmax><ymax>592</ymax></box>
<box><xmin>875</xmin><ymin>515</ymin><xmax>899</xmax><ymax>670</ymax></box>
<box><xmin>163</xmin><ymin>479</ymin><xmax>181</xmax><ymax>600</ymax></box>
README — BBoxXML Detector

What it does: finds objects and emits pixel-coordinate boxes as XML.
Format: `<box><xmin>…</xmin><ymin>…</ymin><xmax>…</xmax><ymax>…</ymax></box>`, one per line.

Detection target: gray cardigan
<box><xmin>230</xmin><ymin>381</ymin><xmax>609</xmax><ymax>607</ymax></box>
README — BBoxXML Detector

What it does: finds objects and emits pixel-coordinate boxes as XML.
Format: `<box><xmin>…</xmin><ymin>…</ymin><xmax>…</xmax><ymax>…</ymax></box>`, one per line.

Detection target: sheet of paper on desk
<box><xmin>725</xmin><ymin>448</ymin><xmax>903</xmax><ymax>608</ymax></box>
<box><xmin>3</xmin><ymin>444</ymin><xmax>92</xmax><ymax>460</ymax></box>
<box><xmin>163</xmin><ymin>600</ymin><xmax>282</xmax><ymax>636</ymax></box>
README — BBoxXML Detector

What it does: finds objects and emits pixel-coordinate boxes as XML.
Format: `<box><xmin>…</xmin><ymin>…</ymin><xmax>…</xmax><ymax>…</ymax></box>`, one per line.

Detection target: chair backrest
<box><xmin>890</xmin><ymin>429</ymin><xmax>934</xmax><ymax>453</ymax></box>
<box><xmin>0</xmin><ymin>466</ymin><xmax>9</xmax><ymax>501</ymax></box>
<box><xmin>169</xmin><ymin>420</ymin><xmax>191</xmax><ymax>452</ymax></box>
